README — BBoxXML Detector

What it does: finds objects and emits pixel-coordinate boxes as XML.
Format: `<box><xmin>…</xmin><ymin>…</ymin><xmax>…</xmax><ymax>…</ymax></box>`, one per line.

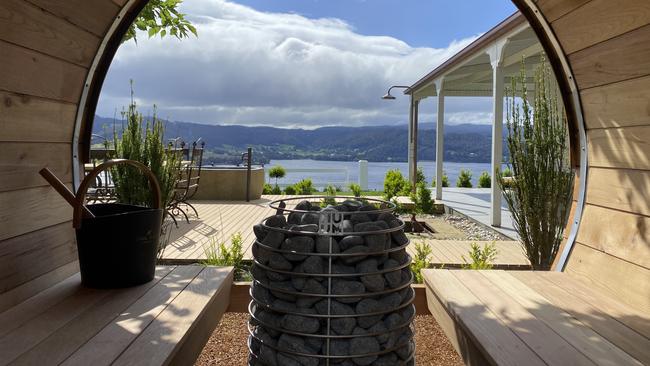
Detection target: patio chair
<box><xmin>168</xmin><ymin>140</ymin><xmax>205</xmax><ymax>225</ymax></box>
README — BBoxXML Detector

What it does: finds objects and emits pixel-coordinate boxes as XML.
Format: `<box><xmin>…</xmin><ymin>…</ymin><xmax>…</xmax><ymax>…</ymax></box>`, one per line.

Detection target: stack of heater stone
<box><xmin>248</xmin><ymin>198</ymin><xmax>415</xmax><ymax>366</ymax></box>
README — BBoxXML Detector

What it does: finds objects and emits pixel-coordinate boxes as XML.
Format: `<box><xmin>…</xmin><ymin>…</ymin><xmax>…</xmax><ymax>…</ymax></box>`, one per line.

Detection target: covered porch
<box><xmin>403</xmin><ymin>12</ymin><xmax>544</xmax><ymax>227</ymax></box>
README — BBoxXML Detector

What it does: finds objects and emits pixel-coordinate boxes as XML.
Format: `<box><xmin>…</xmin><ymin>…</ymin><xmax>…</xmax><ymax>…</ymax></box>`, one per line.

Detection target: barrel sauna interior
<box><xmin>0</xmin><ymin>0</ymin><xmax>648</xmax><ymax>325</ymax></box>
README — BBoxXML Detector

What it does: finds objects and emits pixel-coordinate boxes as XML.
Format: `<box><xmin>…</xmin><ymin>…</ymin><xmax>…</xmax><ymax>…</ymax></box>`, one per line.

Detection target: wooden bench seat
<box><xmin>0</xmin><ymin>265</ymin><xmax>233</xmax><ymax>366</ymax></box>
<box><xmin>423</xmin><ymin>269</ymin><xmax>650</xmax><ymax>366</ymax></box>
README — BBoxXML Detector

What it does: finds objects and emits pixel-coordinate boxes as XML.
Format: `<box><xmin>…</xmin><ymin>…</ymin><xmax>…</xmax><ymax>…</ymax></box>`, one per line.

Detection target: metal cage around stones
<box><xmin>248</xmin><ymin>196</ymin><xmax>415</xmax><ymax>366</ymax></box>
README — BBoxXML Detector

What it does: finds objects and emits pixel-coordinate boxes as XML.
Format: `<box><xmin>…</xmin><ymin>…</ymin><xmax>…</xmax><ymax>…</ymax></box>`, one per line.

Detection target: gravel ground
<box><xmin>440</xmin><ymin>213</ymin><xmax>509</xmax><ymax>241</ymax></box>
<box><xmin>195</xmin><ymin>313</ymin><xmax>462</xmax><ymax>366</ymax></box>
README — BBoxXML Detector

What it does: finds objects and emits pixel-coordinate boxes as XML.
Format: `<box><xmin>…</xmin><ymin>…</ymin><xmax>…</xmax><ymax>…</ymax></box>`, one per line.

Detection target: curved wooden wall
<box><xmin>0</xmin><ymin>0</ymin><xmax>648</xmax><ymax>312</ymax></box>
<box><xmin>519</xmin><ymin>0</ymin><xmax>650</xmax><ymax>312</ymax></box>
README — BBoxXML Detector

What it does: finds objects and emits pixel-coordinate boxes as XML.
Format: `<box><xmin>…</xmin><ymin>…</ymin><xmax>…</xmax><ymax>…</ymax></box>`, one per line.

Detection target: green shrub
<box><xmin>263</xmin><ymin>183</ymin><xmax>273</xmax><ymax>194</ymax></box>
<box><xmin>456</xmin><ymin>169</ymin><xmax>473</xmax><ymax>188</ymax></box>
<box><xmin>462</xmin><ymin>242</ymin><xmax>498</xmax><ymax>270</ymax></box>
<box><xmin>348</xmin><ymin>183</ymin><xmax>362</xmax><ymax>197</ymax></box>
<box><xmin>416</xmin><ymin>167</ymin><xmax>427</xmax><ymax>185</ymax></box>
<box><xmin>294</xmin><ymin>178</ymin><xmax>314</xmax><ymax>195</ymax></box>
<box><xmin>284</xmin><ymin>185</ymin><xmax>296</xmax><ymax>195</ymax></box>
<box><xmin>203</xmin><ymin>233</ymin><xmax>248</xmax><ymax>279</ymax></box>
<box><xmin>500</xmin><ymin>57</ymin><xmax>574</xmax><ymax>270</ymax></box>
<box><xmin>478</xmin><ymin>171</ymin><xmax>491</xmax><ymax>188</ymax></box>
<box><xmin>271</xmin><ymin>185</ymin><xmax>282</xmax><ymax>194</ymax></box>
<box><xmin>502</xmin><ymin>166</ymin><xmax>513</xmax><ymax>177</ymax></box>
<box><xmin>410</xmin><ymin>241</ymin><xmax>433</xmax><ymax>284</ymax></box>
<box><xmin>383</xmin><ymin>169</ymin><xmax>410</xmax><ymax>200</ymax></box>
<box><xmin>431</xmin><ymin>172</ymin><xmax>449</xmax><ymax>188</ymax></box>
<box><xmin>111</xmin><ymin>86</ymin><xmax>180</xmax><ymax>212</ymax></box>
<box><xmin>322</xmin><ymin>184</ymin><xmax>337</xmax><ymax>206</ymax></box>
<box><xmin>412</xmin><ymin>181</ymin><xmax>434</xmax><ymax>214</ymax></box>
<box><xmin>269</xmin><ymin>165</ymin><xmax>286</xmax><ymax>185</ymax></box>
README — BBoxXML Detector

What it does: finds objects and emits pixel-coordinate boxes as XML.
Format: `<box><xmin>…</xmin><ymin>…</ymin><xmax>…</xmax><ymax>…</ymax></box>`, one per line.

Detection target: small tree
<box><xmin>432</xmin><ymin>172</ymin><xmax>449</xmax><ymax>188</ymax></box>
<box><xmin>412</xmin><ymin>181</ymin><xmax>434</xmax><ymax>214</ymax></box>
<box><xmin>284</xmin><ymin>186</ymin><xmax>296</xmax><ymax>195</ymax></box>
<box><xmin>348</xmin><ymin>183</ymin><xmax>362</xmax><ymax>197</ymax></box>
<box><xmin>294</xmin><ymin>179</ymin><xmax>314</xmax><ymax>195</ymax></box>
<box><xmin>410</xmin><ymin>241</ymin><xmax>433</xmax><ymax>284</ymax></box>
<box><xmin>462</xmin><ymin>242</ymin><xmax>498</xmax><ymax>270</ymax></box>
<box><xmin>499</xmin><ymin>57</ymin><xmax>574</xmax><ymax>270</ymax></box>
<box><xmin>269</xmin><ymin>166</ymin><xmax>286</xmax><ymax>185</ymax></box>
<box><xmin>478</xmin><ymin>171</ymin><xmax>491</xmax><ymax>188</ymax></box>
<box><xmin>383</xmin><ymin>169</ymin><xmax>409</xmax><ymax>200</ymax></box>
<box><xmin>456</xmin><ymin>169</ymin><xmax>473</xmax><ymax>188</ymax></box>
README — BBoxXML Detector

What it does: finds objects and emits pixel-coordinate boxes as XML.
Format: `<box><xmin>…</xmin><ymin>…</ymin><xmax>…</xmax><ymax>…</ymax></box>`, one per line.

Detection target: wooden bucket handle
<box><xmin>74</xmin><ymin>159</ymin><xmax>162</xmax><ymax>229</ymax></box>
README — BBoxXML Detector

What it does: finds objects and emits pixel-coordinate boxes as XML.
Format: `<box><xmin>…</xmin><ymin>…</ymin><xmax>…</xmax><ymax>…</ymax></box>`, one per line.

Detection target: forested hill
<box><xmin>93</xmin><ymin>116</ymin><xmax>507</xmax><ymax>164</ymax></box>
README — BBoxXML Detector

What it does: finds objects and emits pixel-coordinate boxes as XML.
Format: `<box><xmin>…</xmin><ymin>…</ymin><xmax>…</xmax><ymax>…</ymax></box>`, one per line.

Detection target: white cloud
<box><xmin>98</xmin><ymin>0</ymin><xmax>492</xmax><ymax>127</ymax></box>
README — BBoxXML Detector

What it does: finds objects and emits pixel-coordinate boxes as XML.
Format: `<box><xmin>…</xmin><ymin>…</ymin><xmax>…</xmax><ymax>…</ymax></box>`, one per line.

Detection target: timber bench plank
<box><xmin>0</xmin><ymin>265</ymin><xmax>233</xmax><ymax>366</ymax></box>
<box><xmin>423</xmin><ymin>269</ymin><xmax>649</xmax><ymax>366</ymax></box>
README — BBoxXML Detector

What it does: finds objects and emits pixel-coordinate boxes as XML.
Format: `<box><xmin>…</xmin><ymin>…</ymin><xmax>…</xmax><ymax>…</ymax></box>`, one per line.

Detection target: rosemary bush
<box><xmin>499</xmin><ymin>58</ymin><xmax>574</xmax><ymax>270</ymax></box>
<box><xmin>462</xmin><ymin>242</ymin><xmax>498</xmax><ymax>270</ymax></box>
<box><xmin>478</xmin><ymin>171</ymin><xmax>491</xmax><ymax>188</ymax></box>
<box><xmin>456</xmin><ymin>169</ymin><xmax>473</xmax><ymax>188</ymax></box>
<box><xmin>111</xmin><ymin>91</ymin><xmax>180</xmax><ymax>210</ymax></box>
<box><xmin>410</xmin><ymin>241</ymin><xmax>433</xmax><ymax>284</ymax></box>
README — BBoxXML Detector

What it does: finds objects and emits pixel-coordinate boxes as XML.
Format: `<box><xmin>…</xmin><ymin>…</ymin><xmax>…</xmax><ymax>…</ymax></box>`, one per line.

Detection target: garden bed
<box><xmin>195</xmin><ymin>312</ymin><xmax>462</xmax><ymax>366</ymax></box>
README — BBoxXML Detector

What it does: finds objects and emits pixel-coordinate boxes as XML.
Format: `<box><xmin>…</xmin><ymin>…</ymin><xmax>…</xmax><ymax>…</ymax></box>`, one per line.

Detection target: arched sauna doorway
<box><xmin>0</xmin><ymin>0</ymin><xmax>648</xmax><ymax>314</ymax></box>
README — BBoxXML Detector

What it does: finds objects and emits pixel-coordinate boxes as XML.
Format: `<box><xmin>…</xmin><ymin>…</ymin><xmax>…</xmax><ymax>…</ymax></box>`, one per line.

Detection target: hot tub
<box><xmin>193</xmin><ymin>166</ymin><xmax>265</xmax><ymax>201</ymax></box>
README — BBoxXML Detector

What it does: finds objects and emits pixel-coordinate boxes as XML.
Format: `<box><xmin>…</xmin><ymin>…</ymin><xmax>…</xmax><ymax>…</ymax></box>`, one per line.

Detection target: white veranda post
<box><xmin>435</xmin><ymin>78</ymin><xmax>445</xmax><ymax>200</ymax></box>
<box><xmin>488</xmin><ymin>39</ymin><xmax>508</xmax><ymax>227</ymax></box>
<box><xmin>408</xmin><ymin>97</ymin><xmax>419</xmax><ymax>187</ymax></box>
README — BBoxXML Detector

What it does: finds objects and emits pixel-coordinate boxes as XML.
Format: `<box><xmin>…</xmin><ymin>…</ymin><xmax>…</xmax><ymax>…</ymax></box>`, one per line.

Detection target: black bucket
<box><xmin>73</xmin><ymin>159</ymin><xmax>164</xmax><ymax>289</ymax></box>
<box><xmin>75</xmin><ymin>203</ymin><xmax>162</xmax><ymax>288</ymax></box>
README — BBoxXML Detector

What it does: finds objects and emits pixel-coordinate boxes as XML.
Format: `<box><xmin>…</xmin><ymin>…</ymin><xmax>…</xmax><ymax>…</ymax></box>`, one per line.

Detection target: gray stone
<box><xmin>349</xmin><ymin>337</ymin><xmax>379</xmax><ymax>365</ymax></box>
<box><xmin>329</xmin><ymin>339</ymin><xmax>349</xmax><ymax>357</ymax></box>
<box><xmin>339</xmin><ymin>236</ymin><xmax>364</xmax><ymax>250</ymax></box>
<box><xmin>358</xmin><ymin>204</ymin><xmax>378</xmax><ymax>212</ymax></box>
<box><xmin>374</xmin><ymin>352</ymin><xmax>398</xmax><ymax>366</ymax></box>
<box><xmin>331</xmin><ymin>317</ymin><xmax>356</xmax><ymax>335</ymax></box>
<box><xmin>401</xmin><ymin>304</ymin><xmax>415</xmax><ymax>322</ymax></box>
<box><xmin>261</xmin><ymin>231</ymin><xmax>285</xmax><ymax>249</ymax></box>
<box><xmin>304</xmin><ymin>337</ymin><xmax>323</xmax><ymax>354</ymax></box>
<box><xmin>291</xmin><ymin>275</ymin><xmax>306</xmax><ymax>290</ymax></box>
<box><xmin>315</xmin><ymin>236</ymin><xmax>339</xmax><ymax>254</ymax></box>
<box><xmin>364</xmin><ymin>234</ymin><xmax>388</xmax><ymax>252</ymax></box>
<box><xmin>253</xmin><ymin>224</ymin><xmax>268</xmax><ymax>241</ymax></box>
<box><xmin>360</xmin><ymin>274</ymin><xmax>385</xmax><ymax>292</ymax></box>
<box><xmin>269</xmin><ymin>253</ymin><xmax>292</xmax><ymax>271</ymax></box>
<box><xmin>252</xmin><ymin>283</ymin><xmax>273</xmax><ymax>305</ymax></box>
<box><xmin>355</xmin><ymin>259</ymin><xmax>378</xmax><ymax>273</ymax></box>
<box><xmin>266</xmin><ymin>215</ymin><xmax>287</xmax><ymax>228</ymax></box>
<box><xmin>302</xmin><ymin>256</ymin><xmax>324</xmax><ymax>274</ymax></box>
<box><xmin>384</xmin><ymin>313</ymin><xmax>403</xmax><ymax>331</ymax></box>
<box><xmin>388</xmin><ymin>219</ymin><xmax>409</xmax><ymax>246</ymax></box>
<box><xmin>350</xmin><ymin>213</ymin><xmax>371</xmax><ymax>224</ymax></box>
<box><xmin>376</xmin><ymin>212</ymin><xmax>396</xmax><ymax>223</ymax></box>
<box><xmin>395</xmin><ymin>338</ymin><xmax>414</xmax><ymax>360</ymax></box>
<box><xmin>256</xmin><ymin>310</ymin><xmax>281</xmax><ymax>337</ymax></box>
<box><xmin>340</xmin><ymin>246</ymin><xmax>369</xmax><ymax>265</ymax></box>
<box><xmin>295</xmin><ymin>200</ymin><xmax>312</xmax><ymax>211</ymax></box>
<box><xmin>400</xmin><ymin>287</ymin><xmax>415</xmax><ymax>304</ymax></box>
<box><xmin>367</xmin><ymin>321</ymin><xmax>390</xmax><ymax>344</ymax></box>
<box><xmin>301</xmin><ymin>212</ymin><xmax>321</xmax><ymax>225</ymax></box>
<box><xmin>288</xmin><ymin>212</ymin><xmax>302</xmax><ymax>225</ymax></box>
<box><xmin>281</xmin><ymin>236</ymin><xmax>314</xmax><ymax>261</ymax></box>
<box><xmin>332</xmin><ymin>263</ymin><xmax>356</xmax><ymax>274</ymax></box>
<box><xmin>269</xmin><ymin>281</ymin><xmax>297</xmax><ymax>301</ymax></box>
<box><xmin>267</xmin><ymin>270</ymin><xmax>289</xmax><ymax>282</ymax></box>
<box><xmin>332</xmin><ymin>280</ymin><xmax>365</xmax><ymax>303</ymax></box>
<box><xmin>250</xmin><ymin>264</ymin><xmax>268</xmax><ymax>284</ymax></box>
<box><xmin>353</xmin><ymin>221</ymin><xmax>388</xmax><ymax>232</ymax></box>
<box><xmin>289</xmin><ymin>224</ymin><xmax>319</xmax><ymax>233</ymax></box>
<box><xmin>297</xmin><ymin>279</ymin><xmax>326</xmax><ymax>307</ymax></box>
<box><xmin>276</xmin><ymin>353</ymin><xmax>301</xmax><ymax>366</ymax></box>
<box><xmin>341</xmin><ymin>200</ymin><xmax>362</xmax><ymax>211</ymax></box>
<box><xmin>355</xmin><ymin>299</ymin><xmax>383</xmax><ymax>328</ymax></box>
<box><xmin>389</xmin><ymin>248</ymin><xmax>408</xmax><ymax>263</ymax></box>
<box><xmin>259</xmin><ymin>345</ymin><xmax>278</xmax><ymax>366</ymax></box>
<box><xmin>252</xmin><ymin>244</ymin><xmax>271</xmax><ymax>264</ymax></box>
<box><xmin>379</xmin><ymin>292</ymin><xmax>402</xmax><ymax>310</ymax></box>
<box><xmin>281</xmin><ymin>314</ymin><xmax>320</xmax><ymax>334</ymax></box>
<box><xmin>315</xmin><ymin>299</ymin><xmax>355</xmax><ymax>316</ymax></box>
<box><xmin>383</xmin><ymin>259</ymin><xmax>402</xmax><ymax>288</ymax></box>
<box><xmin>272</xmin><ymin>299</ymin><xmax>297</xmax><ymax>313</ymax></box>
<box><xmin>332</xmin><ymin>204</ymin><xmax>349</xmax><ymax>212</ymax></box>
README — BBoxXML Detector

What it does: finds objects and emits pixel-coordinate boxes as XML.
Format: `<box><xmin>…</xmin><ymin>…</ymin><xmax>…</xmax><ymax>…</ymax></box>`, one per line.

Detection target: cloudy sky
<box><xmin>97</xmin><ymin>0</ymin><xmax>516</xmax><ymax>128</ymax></box>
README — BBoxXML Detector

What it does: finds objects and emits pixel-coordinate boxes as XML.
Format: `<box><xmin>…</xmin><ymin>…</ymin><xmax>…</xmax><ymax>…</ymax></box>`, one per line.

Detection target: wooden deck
<box><xmin>0</xmin><ymin>266</ymin><xmax>234</xmax><ymax>365</ymax></box>
<box><xmin>423</xmin><ymin>269</ymin><xmax>650</xmax><ymax>366</ymax></box>
<box><xmin>163</xmin><ymin>196</ymin><xmax>529</xmax><ymax>269</ymax></box>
